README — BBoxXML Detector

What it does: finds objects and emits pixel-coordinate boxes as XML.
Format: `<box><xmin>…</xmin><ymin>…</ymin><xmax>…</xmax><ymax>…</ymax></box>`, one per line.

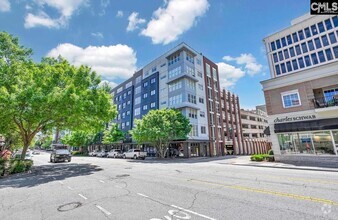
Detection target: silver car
<box><xmin>96</xmin><ymin>150</ymin><xmax>108</xmax><ymax>157</ymax></box>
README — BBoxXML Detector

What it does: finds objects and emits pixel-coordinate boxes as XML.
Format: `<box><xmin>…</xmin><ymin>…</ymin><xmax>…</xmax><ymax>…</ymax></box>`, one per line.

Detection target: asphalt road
<box><xmin>0</xmin><ymin>152</ymin><xmax>338</xmax><ymax>220</ymax></box>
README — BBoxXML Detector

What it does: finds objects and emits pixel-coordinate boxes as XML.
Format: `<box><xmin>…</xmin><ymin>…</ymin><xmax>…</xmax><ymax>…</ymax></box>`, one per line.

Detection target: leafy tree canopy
<box><xmin>130</xmin><ymin>108</ymin><xmax>191</xmax><ymax>158</ymax></box>
<box><xmin>0</xmin><ymin>32</ymin><xmax>117</xmax><ymax>159</ymax></box>
<box><xmin>102</xmin><ymin>123</ymin><xmax>124</xmax><ymax>144</ymax></box>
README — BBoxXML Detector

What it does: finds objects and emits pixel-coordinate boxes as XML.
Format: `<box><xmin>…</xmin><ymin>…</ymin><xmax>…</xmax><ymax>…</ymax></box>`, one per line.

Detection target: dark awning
<box><xmin>274</xmin><ymin>118</ymin><xmax>338</xmax><ymax>133</ymax></box>
<box><xmin>263</xmin><ymin>126</ymin><xmax>270</xmax><ymax>136</ymax></box>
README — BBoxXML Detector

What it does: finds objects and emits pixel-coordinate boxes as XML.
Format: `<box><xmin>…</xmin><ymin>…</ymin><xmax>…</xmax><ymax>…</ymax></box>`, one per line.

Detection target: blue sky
<box><xmin>0</xmin><ymin>0</ymin><xmax>309</xmax><ymax>109</ymax></box>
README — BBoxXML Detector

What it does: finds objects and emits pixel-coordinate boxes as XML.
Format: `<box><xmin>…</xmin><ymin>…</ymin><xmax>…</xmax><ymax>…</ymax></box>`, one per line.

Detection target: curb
<box><xmin>228</xmin><ymin>163</ymin><xmax>338</xmax><ymax>172</ymax></box>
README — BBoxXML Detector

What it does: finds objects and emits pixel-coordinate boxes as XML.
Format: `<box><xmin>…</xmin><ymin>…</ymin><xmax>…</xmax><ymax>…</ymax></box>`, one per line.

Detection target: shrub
<box><xmin>268</xmin><ymin>149</ymin><xmax>274</xmax><ymax>155</ymax></box>
<box><xmin>8</xmin><ymin>159</ymin><xmax>33</xmax><ymax>174</ymax></box>
<box><xmin>250</xmin><ymin>154</ymin><xmax>271</xmax><ymax>162</ymax></box>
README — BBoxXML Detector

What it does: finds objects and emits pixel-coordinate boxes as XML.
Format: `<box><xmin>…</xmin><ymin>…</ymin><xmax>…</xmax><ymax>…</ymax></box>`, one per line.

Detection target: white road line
<box><xmin>67</xmin><ymin>186</ymin><xmax>74</xmax><ymax>190</ymax></box>
<box><xmin>58</xmin><ymin>181</ymin><xmax>64</xmax><ymax>185</ymax></box>
<box><xmin>171</xmin><ymin>205</ymin><xmax>216</xmax><ymax>220</ymax></box>
<box><xmin>95</xmin><ymin>205</ymin><xmax>111</xmax><ymax>216</ymax></box>
<box><xmin>78</xmin><ymin>194</ymin><xmax>88</xmax><ymax>200</ymax></box>
<box><xmin>99</xmin><ymin>180</ymin><xmax>105</xmax><ymax>183</ymax></box>
<box><xmin>137</xmin><ymin>193</ymin><xmax>149</xmax><ymax>198</ymax></box>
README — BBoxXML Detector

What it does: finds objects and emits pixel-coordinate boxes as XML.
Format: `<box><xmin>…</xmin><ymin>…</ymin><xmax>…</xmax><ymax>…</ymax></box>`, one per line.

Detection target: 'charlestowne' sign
<box><xmin>274</xmin><ymin>115</ymin><xmax>317</xmax><ymax>123</ymax></box>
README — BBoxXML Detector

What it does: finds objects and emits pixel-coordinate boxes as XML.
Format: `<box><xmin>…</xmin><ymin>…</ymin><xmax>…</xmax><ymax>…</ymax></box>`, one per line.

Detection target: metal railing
<box><xmin>313</xmin><ymin>97</ymin><xmax>338</xmax><ymax>108</ymax></box>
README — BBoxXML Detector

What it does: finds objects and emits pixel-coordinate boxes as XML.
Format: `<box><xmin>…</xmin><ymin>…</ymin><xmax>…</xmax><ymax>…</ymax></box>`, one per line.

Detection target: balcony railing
<box><xmin>313</xmin><ymin>97</ymin><xmax>338</xmax><ymax>109</ymax></box>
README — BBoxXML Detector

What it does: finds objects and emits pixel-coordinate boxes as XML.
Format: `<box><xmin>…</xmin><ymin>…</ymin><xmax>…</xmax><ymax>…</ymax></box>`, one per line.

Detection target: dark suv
<box><xmin>50</xmin><ymin>149</ymin><xmax>72</xmax><ymax>163</ymax></box>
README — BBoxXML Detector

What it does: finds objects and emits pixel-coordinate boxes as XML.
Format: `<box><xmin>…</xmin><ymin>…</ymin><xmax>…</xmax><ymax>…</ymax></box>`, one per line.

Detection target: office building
<box><xmin>261</xmin><ymin>14</ymin><xmax>338</xmax><ymax>163</ymax></box>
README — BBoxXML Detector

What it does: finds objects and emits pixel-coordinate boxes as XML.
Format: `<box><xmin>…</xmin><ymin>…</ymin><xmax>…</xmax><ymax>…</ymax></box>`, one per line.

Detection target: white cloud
<box><xmin>47</xmin><ymin>43</ymin><xmax>137</xmax><ymax>81</ymax></box>
<box><xmin>0</xmin><ymin>0</ymin><xmax>10</xmax><ymax>12</ymax></box>
<box><xmin>127</xmin><ymin>12</ymin><xmax>146</xmax><ymax>32</ymax></box>
<box><xmin>223</xmin><ymin>53</ymin><xmax>263</xmax><ymax>76</ymax></box>
<box><xmin>98</xmin><ymin>0</ymin><xmax>110</xmax><ymax>16</ymax></box>
<box><xmin>99</xmin><ymin>80</ymin><xmax>117</xmax><ymax>89</ymax></box>
<box><xmin>24</xmin><ymin>0</ymin><xmax>88</xmax><ymax>28</ymax></box>
<box><xmin>116</xmin><ymin>10</ymin><xmax>123</xmax><ymax>18</ymax></box>
<box><xmin>91</xmin><ymin>32</ymin><xmax>104</xmax><ymax>39</ymax></box>
<box><xmin>217</xmin><ymin>62</ymin><xmax>245</xmax><ymax>89</ymax></box>
<box><xmin>141</xmin><ymin>0</ymin><xmax>209</xmax><ymax>45</ymax></box>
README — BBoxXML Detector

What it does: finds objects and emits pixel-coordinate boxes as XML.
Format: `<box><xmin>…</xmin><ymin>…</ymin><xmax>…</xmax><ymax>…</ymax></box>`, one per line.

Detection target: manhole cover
<box><xmin>57</xmin><ymin>202</ymin><xmax>82</xmax><ymax>212</ymax></box>
<box><xmin>116</xmin><ymin>174</ymin><xmax>130</xmax><ymax>178</ymax></box>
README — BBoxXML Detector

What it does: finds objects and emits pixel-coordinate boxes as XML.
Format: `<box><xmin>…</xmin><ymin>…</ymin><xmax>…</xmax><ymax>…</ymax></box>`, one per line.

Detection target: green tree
<box><xmin>62</xmin><ymin>131</ymin><xmax>96</xmax><ymax>152</ymax></box>
<box><xmin>130</xmin><ymin>109</ymin><xmax>191</xmax><ymax>158</ymax></box>
<box><xmin>0</xmin><ymin>32</ymin><xmax>117</xmax><ymax>159</ymax></box>
<box><xmin>102</xmin><ymin>124</ymin><xmax>124</xmax><ymax>144</ymax></box>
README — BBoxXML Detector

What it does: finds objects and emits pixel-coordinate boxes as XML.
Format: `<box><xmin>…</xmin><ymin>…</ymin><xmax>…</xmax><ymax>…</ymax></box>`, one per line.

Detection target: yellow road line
<box><xmin>189</xmin><ymin>179</ymin><xmax>338</xmax><ymax>206</ymax></box>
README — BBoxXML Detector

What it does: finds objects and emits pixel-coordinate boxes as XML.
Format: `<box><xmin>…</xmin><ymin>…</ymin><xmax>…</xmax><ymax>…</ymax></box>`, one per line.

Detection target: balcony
<box><xmin>313</xmin><ymin>96</ymin><xmax>338</xmax><ymax>114</ymax></box>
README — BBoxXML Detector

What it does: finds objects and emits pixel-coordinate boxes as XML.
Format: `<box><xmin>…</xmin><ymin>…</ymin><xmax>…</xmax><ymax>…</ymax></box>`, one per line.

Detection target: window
<box><xmin>301</xmin><ymin>43</ymin><xmax>308</xmax><ymax>53</ymax></box>
<box><xmin>280</xmin><ymin>63</ymin><xmax>286</xmax><ymax>74</ymax></box>
<box><xmin>311</xmin><ymin>53</ymin><xmax>319</xmax><ymax>65</ymax></box>
<box><xmin>186</xmin><ymin>52</ymin><xmax>194</xmax><ymax>64</ymax></box>
<box><xmin>321</xmin><ymin>35</ymin><xmax>329</xmax><ymax>47</ymax></box>
<box><xmin>271</xmin><ymin>42</ymin><xmax>276</xmax><ymax>51</ymax></box>
<box><xmin>286</xmin><ymin>35</ymin><xmax>292</xmax><ymax>45</ymax></box>
<box><xmin>325</xmin><ymin>19</ymin><xmax>332</xmax><ymax>30</ymax></box>
<box><xmin>126</xmin><ymin>121</ymin><xmax>130</xmax><ymax>126</ymax></box>
<box><xmin>201</xmin><ymin>126</ymin><xmax>206</xmax><ymax>134</ymax></box>
<box><xmin>200</xmin><ymin>111</ymin><xmax>205</xmax><ymax>117</ymax></box>
<box><xmin>188</xmin><ymin>108</ymin><xmax>197</xmax><ymax>119</ymax></box>
<box><xmin>197</xmin><ymin>71</ymin><xmax>202</xmax><ymax>78</ymax></box>
<box><xmin>329</xmin><ymin>32</ymin><xmax>337</xmax><ymax>44</ymax></box>
<box><xmin>121</xmin><ymin>123</ymin><xmax>125</xmax><ymax>129</ymax></box>
<box><xmin>135</xmin><ymin>86</ymin><xmax>141</xmax><ymax>94</ymax></box>
<box><xmin>188</xmin><ymin>94</ymin><xmax>196</xmax><ymax>104</ymax></box>
<box><xmin>286</xmin><ymin>61</ymin><xmax>292</xmax><ymax>72</ymax></box>
<box><xmin>325</xmin><ymin>48</ymin><xmax>333</xmax><ymax>61</ymax></box>
<box><xmin>151</xmin><ymin>78</ymin><xmax>156</xmax><ymax>84</ymax></box>
<box><xmin>151</xmin><ymin>102</ymin><xmax>156</xmax><ymax>108</ymax></box>
<box><xmin>127</xmin><ymin>90</ymin><xmax>131</xmax><ymax>95</ymax></box>
<box><xmin>198</xmin><ymin>84</ymin><xmax>203</xmax><ymax>90</ymax></box>
<box><xmin>292</xmin><ymin>59</ymin><xmax>298</xmax><ymax>70</ymax></box>
<box><xmin>168</xmin><ymin>81</ymin><xmax>182</xmax><ymax>92</ymax></box>
<box><xmin>298</xmin><ymin>30</ymin><xmax>304</xmax><ymax>40</ymax></box>
<box><xmin>136</xmin><ymin>76</ymin><xmax>142</xmax><ymax>84</ymax></box>
<box><xmin>169</xmin><ymin>94</ymin><xmax>182</xmax><ymax>106</ymax></box>
<box><xmin>199</xmin><ymin>98</ymin><xmax>204</xmax><ymax>103</ymax></box>
<box><xmin>273</xmin><ymin>53</ymin><xmax>278</xmax><ymax>62</ymax></box>
<box><xmin>281</xmin><ymin>37</ymin><xmax>287</xmax><ymax>47</ymax></box>
<box><xmin>308</xmin><ymin>40</ymin><xmax>315</xmax><ymax>51</ymax></box>
<box><xmin>314</xmin><ymin>38</ymin><xmax>322</xmax><ymax>49</ymax></box>
<box><xmin>168</xmin><ymin>52</ymin><xmax>181</xmax><ymax>66</ymax></box>
<box><xmin>168</xmin><ymin>66</ymin><xmax>182</xmax><ymax>79</ymax></box>
<box><xmin>152</xmin><ymin>66</ymin><xmax>157</xmax><ymax>72</ymax></box>
<box><xmin>282</xmin><ymin>90</ymin><xmax>301</xmax><ymax>108</ymax></box>
<box><xmin>334</xmin><ymin>46</ymin><xmax>338</xmax><ymax>58</ymax></box>
<box><xmin>127</xmin><ymin>111</ymin><xmax>130</xmax><ymax>115</ymax></box>
<box><xmin>278</xmin><ymin>51</ymin><xmax>284</xmax><ymax>61</ymax></box>
<box><xmin>289</xmin><ymin>47</ymin><xmax>295</xmax><ymax>57</ymax></box>
<box><xmin>283</xmin><ymin>49</ymin><xmax>289</xmax><ymax>59</ymax></box>
<box><xmin>143</xmin><ymin>93</ymin><xmax>148</xmax><ymax>99</ymax></box>
<box><xmin>127</xmin><ymin>100</ymin><xmax>131</xmax><ymax>105</ymax></box>
<box><xmin>122</xmin><ymin>112</ymin><xmax>125</xmax><ymax>119</ymax></box>
<box><xmin>123</xmin><ymin>93</ymin><xmax>127</xmax><ymax>99</ymax></box>
<box><xmin>117</xmin><ymin>114</ymin><xmax>120</xmax><ymax>120</ymax></box>
<box><xmin>298</xmin><ymin>57</ymin><xmax>305</xmax><ymax>68</ymax></box>
<box><xmin>276</xmin><ymin>39</ymin><xmax>281</xmax><ymax>49</ymax></box>
<box><xmin>186</xmin><ymin>79</ymin><xmax>196</xmax><ymax>90</ymax></box>
<box><xmin>333</xmin><ymin>16</ymin><xmax>338</xmax><ymax>27</ymax></box>
<box><xmin>134</xmin><ymin>108</ymin><xmax>140</xmax><ymax>116</ymax></box>
<box><xmin>311</xmin><ymin>24</ymin><xmax>318</xmax><ymax>35</ymax></box>
<box><xmin>143</xmin><ymin>82</ymin><xmax>148</xmax><ymax>87</ymax></box>
<box><xmin>142</xmin><ymin>105</ymin><xmax>148</xmax><ymax>111</ymax></box>
<box><xmin>186</xmin><ymin>66</ymin><xmax>195</xmax><ymax>77</ymax></box>
<box><xmin>135</xmin><ymin>97</ymin><xmax>141</xmax><ymax>105</ymax></box>
<box><xmin>295</xmin><ymin>45</ymin><xmax>301</xmax><ymax>55</ymax></box>
<box><xmin>123</xmin><ymin>103</ymin><xmax>126</xmax><ymax>109</ymax></box>
<box><xmin>197</xmin><ymin>58</ymin><xmax>201</xmax><ymax>65</ymax></box>
<box><xmin>275</xmin><ymin>65</ymin><xmax>281</xmax><ymax>75</ymax></box>
<box><xmin>190</xmin><ymin>125</ymin><xmax>198</xmax><ymax>137</ymax></box>
<box><xmin>118</xmin><ymin>104</ymin><xmax>121</xmax><ymax>110</ymax></box>
<box><xmin>151</xmin><ymin>90</ymin><xmax>156</xmax><ymax>96</ymax></box>
<box><xmin>126</xmin><ymin>81</ymin><xmax>132</xmax><ymax>89</ymax></box>
<box><xmin>304</xmin><ymin>55</ymin><xmax>311</xmax><ymax>67</ymax></box>
<box><xmin>304</xmin><ymin>27</ymin><xmax>311</xmax><ymax>38</ymax></box>
<box><xmin>292</xmin><ymin>32</ymin><xmax>298</xmax><ymax>43</ymax></box>
<box><xmin>318</xmin><ymin>51</ymin><xmax>326</xmax><ymax>63</ymax></box>
<box><xmin>318</xmin><ymin>22</ymin><xmax>325</xmax><ymax>33</ymax></box>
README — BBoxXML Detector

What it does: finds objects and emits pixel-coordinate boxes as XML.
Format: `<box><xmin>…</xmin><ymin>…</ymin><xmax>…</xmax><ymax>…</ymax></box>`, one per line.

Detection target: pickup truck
<box><xmin>122</xmin><ymin>149</ymin><xmax>147</xmax><ymax>160</ymax></box>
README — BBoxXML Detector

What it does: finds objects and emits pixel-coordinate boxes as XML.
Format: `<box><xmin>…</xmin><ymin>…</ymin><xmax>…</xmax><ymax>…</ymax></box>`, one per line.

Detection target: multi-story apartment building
<box><xmin>261</xmin><ymin>14</ymin><xmax>338</xmax><ymax>163</ymax></box>
<box><xmin>241</xmin><ymin>106</ymin><xmax>269</xmax><ymax>140</ymax></box>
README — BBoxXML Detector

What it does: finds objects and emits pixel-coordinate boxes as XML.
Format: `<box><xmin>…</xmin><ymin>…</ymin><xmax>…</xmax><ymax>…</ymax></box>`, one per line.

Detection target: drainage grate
<box><xmin>57</xmin><ymin>202</ymin><xmax>82</xmax><ymax>212</ymax></box>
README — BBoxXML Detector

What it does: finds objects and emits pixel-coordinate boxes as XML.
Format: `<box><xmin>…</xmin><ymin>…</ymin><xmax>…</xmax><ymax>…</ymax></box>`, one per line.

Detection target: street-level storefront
<box><xmin>269</xmin><ymin>110</ymin><xmax>338</xmax><ymax>163</ymax></box>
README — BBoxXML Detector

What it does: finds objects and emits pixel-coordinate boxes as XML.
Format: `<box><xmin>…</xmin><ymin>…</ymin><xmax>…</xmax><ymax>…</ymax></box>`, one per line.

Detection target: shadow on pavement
<box><xmin>0</xmin><ymin>163</ymin><xmax>103</xmax><ymax>189</ymax></box>
<box><xmin>127</xmin><ymin>155</ymin><xmax>239</xmax><ymax>164</ymax></box>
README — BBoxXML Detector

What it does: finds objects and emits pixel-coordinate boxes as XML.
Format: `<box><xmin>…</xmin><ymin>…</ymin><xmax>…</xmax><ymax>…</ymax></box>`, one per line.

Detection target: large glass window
<box><xmin>292</xmin><ymin>59</ymin><xmax>298</xmax><ymax>70</ymax></box>
<box><xmin>318</xmin><ymin>51</ymin><xmax>326</xmax><ymax>63</ymax></box>
<box><xmin>304</xmin><ymin>55</ymin><xmax>311</xmax><ymax>67</ymax></box>
<box><xmin>278</xmin><ymin>132</ymin><xmax>335</xmax><ymax>155</ymax></box>
<box><xmin>333</xmin><ymin>16</ymin><xmax>338</xmax><ymax>27</ymax></box>
<box><xmin>325</xmin><ymin>19</ymin><xmax>333</xmax><ymax>30</ymax></box>
<box><xmin>308</xmin><ymin>40</ymin><xmax>315</xmax><ymax>51</ymax></box>
<box><xmin>292</xmin><ymin>32</ymin><xmax>298</xmax><ymax>43</ymax></box>
<box><xmin>275</xmin><ymin>65</ymin><xmax>281</xmax><ymax>75</ymax></box>
<box><xmin>281</xmin><ymin>37</ymin><xmax>287</xmax><ymax>47</ymax></box>
<box><xmin>286</xmin><ymin>61</ymin><xmax>292</xmax><ymax>72</ymax></box>
<box><xmin>283</xmin><ymin>49</ymin><xmax>289</xmax><ymax>59</ymax></box>
<box><xmin>276</xmin><ymin>39</ymin><xmax>281</xmax><ymax>49</ymax></box>
<box><xmin>333</xmin><ymin>46</ymin><xmax>338</xmax><ymax>58</ymax></box>
<box><xmin>304</xmin><ymin>27</ymin><xmax>311</xmax><ymax>38</ymax></box>
<box><xmin>298</xmin><ymin>30</ymin><xmax>304</xmax><ymax>40</ymax></box>
<box><xmin>298</xmin><ymin>57</ymin><xmax>305</xmax><ymax>68</ymax></box>
<box><xmin>311</xmin><ymin>24</ymin><xmax>318</xmax><ymax>36</ymax></box>
<box><xmin>282</xmin><ymin>91</ymin><xmax>300</xmax><ymax>108</ymax></box>
<box><xmin>301</xmin><ymin>43</ymin><xmax>308</xmax><ymax>53</ymax></box>
<box><xmin>295</xmin><ymin>45</ymin><xmax>301</xmax><ymax>55</ymax></box>
<box><xmin>289</xmin><ymin>47</ymin><xmax>295</xmax><ymax>57</ymax></box>
<box><xmin>311</xmin><ymin>53</ymin><xmax>319</xmax><ymax>64</ymax></box>
<box><xmin>280</xmin><ymin>63</ymin><xmax>286</xmax><ymax>74</ymax></box>
<box><xmin>314</xmin><ymin>37</ymin><xmax>322</xmax><ymax>49</ymax></box>
<box><xmin>321</xmin><ymin>35</ymin><xmax>329</xmax><ymax>47</ymax></box>
<box><xmin>287</xmin><ymin>35</ymin><xmax>292</xmax><ymax>45</ymax></box>
<box><xmin>325</xmin><ymin>48</ymin><xmax>333</xmax><ymax>61</ymax></box>
<box><xmin>271</xmin><ymin>42</ymin><xmax>276</xmax><ymax>51</ymax></box>
<box><xmin>278</xmin><ymin>51</ymin><xmax>284</xmax><ymax>61</ymax></box>
<box><xmin>324</xmin><ymin>88</ymin><xmax>338</xmax><ymax>101</ymax></box>
<box><xmin>318</xmin><ymin>22</ymin><xmax>325</xmax><ymax>33</ymax></box>
<box><xmin>273</xmin><ymin>53</ymin><xmax>278</xmax><ymax>63</ymax></box>
<box><xmin>329</xmin><ymin>32</ymin><xmax>337</xmax><ymax>44</ymax></box>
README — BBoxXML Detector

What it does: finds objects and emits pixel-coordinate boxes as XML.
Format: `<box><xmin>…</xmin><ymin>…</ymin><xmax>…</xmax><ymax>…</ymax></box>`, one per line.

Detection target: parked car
<box><xmin>107</xmin><ymin>149</ymin><xmax>122</xmax><ymax>158</ymax></box>
<box><xmin>32</xmin><ymin>150</ymin><xmax>40</xmax><ymax>155</ymax></box>
<box><xmin>123</xmin><ymin>149</ymin><xmax>147</xmax><ymax>160</ymax></box>
<box><xmin>97</xmin><ymin>150</ymin><xmax>108</xmax><ymax>157</ymax></box>
<box><xmin>13</xmin><ymin>150</ymin><xmax>32</xmax><ymax>160</ymax></box>
<box><xmin>88</xmin><ymin>150</ymin><xmax>98</xmax><ymax>156</ymax></box>
<box><xmin>50</xmin><ymin>149</ymin><xmax>71</xmax><ymax>163</ymax></box>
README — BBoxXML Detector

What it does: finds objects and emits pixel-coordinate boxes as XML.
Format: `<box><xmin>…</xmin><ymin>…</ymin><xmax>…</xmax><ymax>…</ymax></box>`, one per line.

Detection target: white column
<box><xmin>329</xmin><ymin>130</ymin><xmax>338</xmax><ymax>155</ymax></box>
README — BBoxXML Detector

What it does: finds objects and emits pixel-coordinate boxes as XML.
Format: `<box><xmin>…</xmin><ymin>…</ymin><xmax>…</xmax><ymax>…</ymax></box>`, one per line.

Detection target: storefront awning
<box><xmin>274</xmin><ymin>118</ymin><xmax>338</xmax><ymax>133</ymax></box>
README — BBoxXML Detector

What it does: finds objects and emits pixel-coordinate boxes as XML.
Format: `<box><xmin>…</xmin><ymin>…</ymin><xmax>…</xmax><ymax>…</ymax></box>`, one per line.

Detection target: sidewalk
<box><xmin>217</xmin><ymin>156</ymin><xmax>338</xmax><ymax>172</ymax></box>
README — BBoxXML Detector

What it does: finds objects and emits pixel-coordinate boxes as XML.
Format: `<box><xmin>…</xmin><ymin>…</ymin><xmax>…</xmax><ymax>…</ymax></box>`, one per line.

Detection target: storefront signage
<box><xmin>274</xmin><ymin>115</ymin><xmax>317</xmax><ymax>123</ymax></box>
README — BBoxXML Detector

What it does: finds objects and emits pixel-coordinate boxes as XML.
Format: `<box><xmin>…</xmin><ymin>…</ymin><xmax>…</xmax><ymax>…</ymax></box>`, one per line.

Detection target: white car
<box><xmin>88</xmin><ymin>150</ymin><xmax>98</xmax><ymax>156</ymax></box>
<box><xmin>97</xmin><ymin>150</ymin><xmax>108</xmax><ymax>157</ymax></box>
<box><xmin>123</xmin><ymin>149</ymin><xmax>147</xmax><ymax>160</ymax></box>
<box><xmin>107</xmin><ymin>149</ymin><xmax>122</xmax><ymax>158</ymax></box>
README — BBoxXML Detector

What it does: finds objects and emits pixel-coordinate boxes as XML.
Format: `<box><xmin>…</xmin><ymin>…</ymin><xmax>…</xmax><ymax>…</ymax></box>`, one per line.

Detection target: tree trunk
<box><xmin>54</xmin><ymin>127</ymin><xmax>60</xmax><ymax>144</ymax></box>
<box><xmin>21</xmin><ymin>138</ymin><xmax>31</xmax><ymax>160</ymax></box>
